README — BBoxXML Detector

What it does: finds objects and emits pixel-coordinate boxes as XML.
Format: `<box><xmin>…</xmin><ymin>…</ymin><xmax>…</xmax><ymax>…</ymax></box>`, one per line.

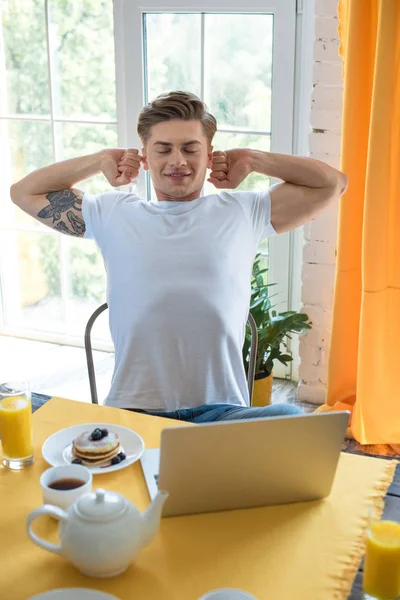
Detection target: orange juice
<box><xmin>0</xmin><ymin>396</ymin><xmax>33</xmax><ymax>459</ymax></box>
<box><xmin>363</xmin><ymin>520</ymin><xmax>400</xmax><ymax>600</ymax></box>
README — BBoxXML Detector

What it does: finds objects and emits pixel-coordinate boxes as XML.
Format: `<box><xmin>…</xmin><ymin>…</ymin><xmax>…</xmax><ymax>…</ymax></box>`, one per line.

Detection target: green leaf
<box><xmin>245</xmin><ymin>251</ymin><xmax>313</xmax><ymax>377</ymax></box>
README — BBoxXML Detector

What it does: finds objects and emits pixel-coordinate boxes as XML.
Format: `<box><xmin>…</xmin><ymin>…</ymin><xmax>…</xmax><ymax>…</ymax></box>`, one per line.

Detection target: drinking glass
<box><xmin>363</xmin><ymin>517</ymin><xmax>400</xmax><ymax>600</ymax></box>
<box><xmin>0</xmin><ymin>381</ymin><xmax>34</xmax><ymax>469</ymax></box>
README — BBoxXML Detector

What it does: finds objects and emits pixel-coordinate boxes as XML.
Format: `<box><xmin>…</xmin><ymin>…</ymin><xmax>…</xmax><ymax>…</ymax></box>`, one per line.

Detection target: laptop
<box><xmin>140</xmin><ymin>411</ymin><xmax>350</xmax><ymax>517</ymax></box>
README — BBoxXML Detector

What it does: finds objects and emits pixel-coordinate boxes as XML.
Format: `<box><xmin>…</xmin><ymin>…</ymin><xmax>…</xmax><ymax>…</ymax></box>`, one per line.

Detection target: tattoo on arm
<box><xmin>67</xmin><ymin>211</ymin><xmax>85</xmax><ymax>235</ymax></box>
<box><xmin>38</xmin><ymin>190</ymin><xmax>82</xmax><ymax>221</ymax></box>
<box><xmin>53</xmin><ymin>214</ymin><xmax>85</xmax><ymax>237</ymax></box>
<box><xmin>38</xmin><ymin>190</ymin><xmax>85</xmax><ymax>237</ymax></box>
<box><xmin>54</xmin><ymin>221</ymin><xmax>75</xmax><ymax>235</ymax></box>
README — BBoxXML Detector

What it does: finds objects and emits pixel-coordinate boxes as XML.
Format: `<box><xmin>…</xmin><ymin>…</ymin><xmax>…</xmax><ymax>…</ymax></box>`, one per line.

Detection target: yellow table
<box><xmin>0</xmin><ymin>397</ymin><xmax>396</xmax><ymax>600</ymax></box>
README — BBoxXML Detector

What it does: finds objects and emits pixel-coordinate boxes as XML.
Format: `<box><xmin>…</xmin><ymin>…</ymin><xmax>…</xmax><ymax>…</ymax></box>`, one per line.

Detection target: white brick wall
<box><xmin>314</xmin><ymin>39</ymin><xmax>341</xmax><ymax>62</ymax></box>
<box><xmin>315</xmin><ymin>0</ymin><xmax>340</xmax><ymax>17</ymax></box>
<box><xmin>298</xmin><ymin>0</ymin><xmax>343</xmax><ymax>404</ymax></box>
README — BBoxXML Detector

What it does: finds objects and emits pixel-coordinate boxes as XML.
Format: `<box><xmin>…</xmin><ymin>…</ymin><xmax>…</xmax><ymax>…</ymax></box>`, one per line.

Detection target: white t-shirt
<box><xmin>82</xmin><ymin>190</ymin><xmax>276</xmax><ymax>410</ymax></box>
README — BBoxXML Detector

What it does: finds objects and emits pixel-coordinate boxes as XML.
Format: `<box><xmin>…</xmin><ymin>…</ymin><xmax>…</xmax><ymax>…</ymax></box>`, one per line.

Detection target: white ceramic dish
<box><xmin>199</xmin><ymin>590</ymin><xmax>257</xmax><ymax>600</ymax></box>
<box><xmin>28</xmin><ymin>590</ymin><xmax>120</xmax><ymax>600</ymax></box>
<box><xmin>42</xmin><ymin>423</ymin><xmax>145</xmax><ymax>474</ymax></box>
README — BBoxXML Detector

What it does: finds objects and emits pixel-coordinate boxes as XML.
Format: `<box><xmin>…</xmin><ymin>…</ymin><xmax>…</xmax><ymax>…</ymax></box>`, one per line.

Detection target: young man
<box><xmin>10</xmin><ymin>91</ymin><xmax>348</xmax><ymax>423</ymax></box>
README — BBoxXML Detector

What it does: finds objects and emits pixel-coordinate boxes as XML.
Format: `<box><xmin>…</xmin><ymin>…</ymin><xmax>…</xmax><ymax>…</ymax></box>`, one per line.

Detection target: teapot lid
<box><xmin>75</xmin><ymin>489</ymin><xmax>126</xmax><ymax>522</ymax></box>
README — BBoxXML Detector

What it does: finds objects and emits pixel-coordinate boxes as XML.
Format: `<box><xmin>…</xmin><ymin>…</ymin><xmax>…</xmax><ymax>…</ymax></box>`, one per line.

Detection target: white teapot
<box><xmin>27</xmin><ymin>488</ymin><xmax>168</xmax><ymax>578</ymax></box>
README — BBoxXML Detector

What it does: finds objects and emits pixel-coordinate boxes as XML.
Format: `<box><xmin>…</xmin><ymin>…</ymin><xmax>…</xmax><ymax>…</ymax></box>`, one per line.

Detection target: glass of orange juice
<box><xmin>363</xmin><ymin>517</ymin><xmax>400</xmax><ymax>600</ymax></box>
<box><xmin>0</xmin><ymin>381</ymin><xmax>34</xmax><ymax>469</ymax></box>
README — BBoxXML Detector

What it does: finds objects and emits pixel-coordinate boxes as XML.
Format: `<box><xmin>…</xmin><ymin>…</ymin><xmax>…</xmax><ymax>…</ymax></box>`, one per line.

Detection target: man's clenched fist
<box><xmin>208</xmin><ymin>149</ymin><xmax>253</xmax><ymax>189</ymax></box>
<box><xmin>100</xmin><ymin>148</ymin><xmax>142</xmax><ymax>187</ymax></box>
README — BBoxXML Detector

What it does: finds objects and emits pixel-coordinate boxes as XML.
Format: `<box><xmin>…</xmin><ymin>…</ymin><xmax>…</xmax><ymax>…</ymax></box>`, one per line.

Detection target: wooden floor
<box><xmin>2</xmin><ymin>335</ymin><xmax>400</xmax><ymax>598</ymax></box>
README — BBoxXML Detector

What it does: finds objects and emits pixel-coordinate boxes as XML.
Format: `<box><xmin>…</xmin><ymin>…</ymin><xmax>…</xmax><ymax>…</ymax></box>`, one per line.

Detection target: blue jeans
<box><xmin>129</xmin><ymin>402</ymin><xmax>303</xmax><ymax>423</ymax></box>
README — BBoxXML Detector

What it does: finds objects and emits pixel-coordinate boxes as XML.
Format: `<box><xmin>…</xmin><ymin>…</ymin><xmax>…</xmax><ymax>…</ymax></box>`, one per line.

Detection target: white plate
<box><xmin>29</xmin><ymin>590</ymin><xmax>119</xmax><ymax>600</ymax></box>
<box><xmin>42</xmin><ymin>423</ymin><xmax>145</xmax><ymax>475</ymax></box>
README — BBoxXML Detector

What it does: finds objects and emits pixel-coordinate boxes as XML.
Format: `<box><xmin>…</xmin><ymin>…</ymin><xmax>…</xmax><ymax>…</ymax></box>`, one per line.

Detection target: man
<box><xmin>10</xmin><ymin>91</ymin><xmax>348</xmax><ymax>423</ymax></box>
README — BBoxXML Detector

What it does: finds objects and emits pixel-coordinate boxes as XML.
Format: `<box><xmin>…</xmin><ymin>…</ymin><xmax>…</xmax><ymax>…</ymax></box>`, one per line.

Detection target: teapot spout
<box><xmin>141</xmin><ymin>490</ymin><xmax>169</xmax><ymax>547</ymax></box>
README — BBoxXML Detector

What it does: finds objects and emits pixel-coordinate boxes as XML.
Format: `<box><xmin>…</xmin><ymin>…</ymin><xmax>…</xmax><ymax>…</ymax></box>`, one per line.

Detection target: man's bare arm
<box><xmin>10</xmin><ymin>152</ymin><xmax>104</xmax><ymax>237</ymax></box>
<box><xmin>249</xmin><ymin>151</ymin><xmax>348</xmax><ymax>234</ymax></box>
<box><xmin>34</xmin><ymin>188</ymin><xmax>87</xmax><ymax>237</ymax></box>
<box><xmin>208</xmin><ymin>149</ymin><xmax>348</xmax><ymax>234</ymax></box>
<box><xmin>10</xmin><ymin>149</ymin><xmax>141</xmax><ymax>237</ymax></box>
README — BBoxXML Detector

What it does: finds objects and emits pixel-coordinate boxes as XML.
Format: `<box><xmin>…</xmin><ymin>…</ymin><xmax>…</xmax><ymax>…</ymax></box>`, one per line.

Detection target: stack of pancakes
<box><xmin>72</xmin><ymin>431</ymin><xmax>120</xmax><ymax>466</ymax></box>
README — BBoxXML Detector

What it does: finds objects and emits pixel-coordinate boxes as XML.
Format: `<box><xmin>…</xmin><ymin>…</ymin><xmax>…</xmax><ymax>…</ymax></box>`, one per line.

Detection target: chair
<box><xmin>85</xmin><ymin>303</ymin><xmax>258</xmax><ymax>407</ymax></box>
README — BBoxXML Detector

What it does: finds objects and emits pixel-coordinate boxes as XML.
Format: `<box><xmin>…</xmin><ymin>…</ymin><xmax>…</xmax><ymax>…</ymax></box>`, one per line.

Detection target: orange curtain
<box><xmin>315</xmin><ymin>0</ymin><xmax>400</xmax><ymax>444</ymax></box>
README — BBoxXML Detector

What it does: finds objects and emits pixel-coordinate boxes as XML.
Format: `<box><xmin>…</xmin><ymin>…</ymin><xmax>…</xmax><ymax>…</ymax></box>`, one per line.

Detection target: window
<box><xmin>1</xmin><ymin>0</ymin><xmax>297</xmax><ymax>374</ymax></box>
<box><xmin>0</xmin><ymin>0</ymin><xmax>116</xmax><ymax>346</ymax></box>
<box><xmin>116</xmin><ymin>0</ymin><xmax>296</xmax><ymax>375</ymax></box>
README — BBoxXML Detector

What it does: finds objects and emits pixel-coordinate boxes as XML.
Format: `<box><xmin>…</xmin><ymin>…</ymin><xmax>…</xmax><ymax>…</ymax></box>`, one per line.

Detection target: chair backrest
<box><xmin>85</xmin><ymin>303</ymin><xmax>258</xmax><ymax>406</ymax></box>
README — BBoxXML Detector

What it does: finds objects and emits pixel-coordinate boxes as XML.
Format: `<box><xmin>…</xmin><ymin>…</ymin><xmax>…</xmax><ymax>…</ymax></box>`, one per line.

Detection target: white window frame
<box><xmin>290</xmin><ymin>0</ymin><xmax>315</xmax><ymax>381</ymax></box>
<box><xmin>114</xmin><ymin>0</ymin><xmax>296</xmax><ymax>377</ymax></box>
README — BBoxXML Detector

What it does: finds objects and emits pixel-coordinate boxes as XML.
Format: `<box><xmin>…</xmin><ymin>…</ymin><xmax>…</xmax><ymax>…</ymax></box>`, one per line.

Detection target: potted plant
<box><xmin>243</xmin><ymin>253</ymin><xmax>312</xmax><ymax>406</ymax></box>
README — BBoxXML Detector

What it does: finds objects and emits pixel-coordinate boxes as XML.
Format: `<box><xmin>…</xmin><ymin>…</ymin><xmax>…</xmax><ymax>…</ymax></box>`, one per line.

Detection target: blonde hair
<box><xmin>137</xmin><ymin>91</ymin><xmax>217</xmax><ymax>145</ymax></box>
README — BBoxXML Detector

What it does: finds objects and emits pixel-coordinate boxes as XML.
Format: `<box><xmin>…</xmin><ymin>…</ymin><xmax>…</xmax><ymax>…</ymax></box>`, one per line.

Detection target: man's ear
<box><xmin>207</xmin><ymin>145</ymin><xmax>214</xmax><ymax>170</ymax></box>
<box><xmin>141</xmin><ymin>148</ymin><xmax>149</xmax><ymax>171</ymax></box>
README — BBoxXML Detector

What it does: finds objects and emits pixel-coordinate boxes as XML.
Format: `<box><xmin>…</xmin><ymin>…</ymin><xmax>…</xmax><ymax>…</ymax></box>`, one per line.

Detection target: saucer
<box><xmin>42</xmin><ymin>423</ymin><xmax>145</xmax><ymax>474</ymax></box>
<box><xmin>29</xmin><ymin>590</ymin><xmax>120</xmax><ymax>600</ymax></box>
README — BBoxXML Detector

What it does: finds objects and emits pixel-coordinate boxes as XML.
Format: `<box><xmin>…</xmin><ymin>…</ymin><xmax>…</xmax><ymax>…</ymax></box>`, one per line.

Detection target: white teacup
<box><xmin>199</xmin><ymin>590</ymin><xmax>258</xmax><ymax>600</ymax></box>
<box><xmin>40</xmin><ymin>465</ymin><xmax>92</xmax><ymax>510</ymax></box>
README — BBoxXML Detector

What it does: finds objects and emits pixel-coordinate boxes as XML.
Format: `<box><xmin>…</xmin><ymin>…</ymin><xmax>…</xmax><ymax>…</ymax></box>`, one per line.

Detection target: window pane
<box><xmin>47</xmin><ymin>0</ymin><xmax>116</xmax><ymax>120</ymax></box>
<box><xmin>204</xmin><ymin>132</ymin><xmax>271</xmax><ymax>195</ymax></box>
<box><xmin>0</xmin><ymin>0</ymin><xmax>50</xmax><ymax>115</ymax></box>
<box><xmin>0</xmin><ymin>118</ymin><xmax>53</xmax><ymax>229</ymax></box>
<box><xmin>204</xmin><ymin>14</ymin><xmax>273</xmax><ymax>131</ymax></box>
<box><xmin>7</xmin><ymin>120</ymin><xmax>53</xmax><ymax>180</ymax></box>
<box><xmin>1</xmin><ymin>230</ymin><xmax>64</xmax><ymax>333</ymax></box>
<box><xmin>55</xmin><ymin>122</ymin><xmax>118</xmax><ymax>194</ymax></box>
<box><xmin>65</xmin><ymin>237</ymin><xmax>108</xmax><ymax>339</ymax></box>
<box><xmin>144</xmin><ymin>13</ymin><xmax>201</xmax><ymax>101</ymax></box>
<box><xmin>259</xmin><ymin>238</ymin><xmax>269</xmax><ymax>255</ymax></box>
<box><xmin>56</xmin><ymin>121</ymin><xmax>113</xmax><ymax>338</ymax></box>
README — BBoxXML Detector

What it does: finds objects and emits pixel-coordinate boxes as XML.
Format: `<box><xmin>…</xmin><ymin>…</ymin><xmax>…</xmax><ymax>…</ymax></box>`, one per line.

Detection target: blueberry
<box><xmin>111</xmin><ymin>455</ymin><xmax>122</xmax><ymax>465</ymax></box>
<box><xmin>90</xmin><ymin>428</ymin><xmax>103</xmax><ymax>441</ymax></box>
<box><xmin>118</xmin><ymin>452</ymin><xmax>126</xmax><ymax>461</ymax></box>
<box><xmin>100</xmin><ymin>428</ymin><xmax>109</xmax><ymax>438</ymax></box>
<box><xmin>72</xmin><ymin>458</ymin><xmax>83</xmax><ymax>465</ymax></box>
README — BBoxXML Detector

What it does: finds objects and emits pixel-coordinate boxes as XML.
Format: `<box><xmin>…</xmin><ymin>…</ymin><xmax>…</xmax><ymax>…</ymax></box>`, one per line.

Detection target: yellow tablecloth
<box><xmin>0</xmin><ymin>398</ymin><xmax>397</xmax><ymax>600</ymax></box>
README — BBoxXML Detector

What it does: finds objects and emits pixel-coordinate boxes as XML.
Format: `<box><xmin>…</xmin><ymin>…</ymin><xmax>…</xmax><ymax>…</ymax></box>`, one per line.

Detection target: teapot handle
<box><xmin>27</xmin><ymin>504</ymin><xmax>68</xmax><ymax>555</ymax></box>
